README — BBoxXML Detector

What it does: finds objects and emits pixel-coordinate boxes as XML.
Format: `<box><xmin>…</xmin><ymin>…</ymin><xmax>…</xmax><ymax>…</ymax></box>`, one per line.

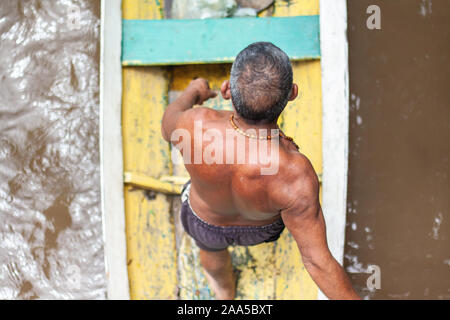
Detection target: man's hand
<box><xmin>161</xmin><ymin>78</ymin><xmax>217</xmax><ymax>141</ymax></box>
<box><xmin>187</xmin><ymin>78</ymin><xmax>217</xmax><ymax>105</ymax></box>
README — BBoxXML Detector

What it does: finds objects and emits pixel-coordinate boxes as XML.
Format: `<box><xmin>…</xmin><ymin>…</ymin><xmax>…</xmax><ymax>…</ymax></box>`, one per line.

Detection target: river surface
<box><xmin>346</xmin><ymin>0</ymin><xmax>449</xmax><ymax>299</ymax></box>
<box><xmin>0</xmin><ymin>0</ymin><xmax>105</xmax><ymax>299</ymax></box>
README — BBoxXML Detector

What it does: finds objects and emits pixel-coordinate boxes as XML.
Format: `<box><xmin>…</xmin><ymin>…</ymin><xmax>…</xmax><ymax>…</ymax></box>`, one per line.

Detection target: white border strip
<box><xmin>100</xmin><ymin>0</ymin><xmax>130</xmax><ymax>299</ymax></box>
<box><xmin>319</xmin><ymin>0</ymin><xmax>349</xmax><ymax>300</ymax></box>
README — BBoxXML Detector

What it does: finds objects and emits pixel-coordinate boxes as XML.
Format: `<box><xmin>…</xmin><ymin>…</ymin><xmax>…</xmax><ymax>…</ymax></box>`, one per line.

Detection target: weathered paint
<box><xmin>124</xmin><ymin>171</ymin><xmax>182</xmax><ymax>195</ymax></box>
<box><xmin>122</xmin><ymin>0</ymin><xmax>178</xmax><ymax>300</ymax></box>
<box><xmin>122</xmin><ymin>0</ymin><xmax>321</xmax><ymax>300</ymax></box>
<box><xmin>282</xmin><ymin>60</ymin><xmax>323</xmax><ymax>176</ymax></box>
<box><xmin>318</xmin><ymin>0</ymin><xmax>349</xmax><ymax>300</ymax></box>
<box><xmin>273</xmin><ymin>0</ymin><xmax>319</xmax><ymax>16</ymax></box>
<box><xmin>123</xmin><ymin>0</ymin><xmax>164</xmax><ymax>20</ymax></box>
<box><xmin>100</xmin><ymin>0</ymin><xmax>130</xmax><ymax>300</ymax></box>
<box><xmin>122</xmin><ymin>16</ymin><xmax>320</xmax><ymax>65</ymax></box>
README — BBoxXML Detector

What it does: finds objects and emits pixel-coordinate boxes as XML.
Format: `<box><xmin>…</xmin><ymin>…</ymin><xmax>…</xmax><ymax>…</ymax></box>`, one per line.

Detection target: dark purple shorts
<box><xmin>180</xmin><ymin>182</ymin><xmax>285</xmax><ymax>252</ymax></box>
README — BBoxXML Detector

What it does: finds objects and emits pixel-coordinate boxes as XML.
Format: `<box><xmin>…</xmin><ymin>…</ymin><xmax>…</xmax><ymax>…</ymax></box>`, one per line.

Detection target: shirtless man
<box><xmin>162</xmin><ymin>42</ymin><xmax>360</xmax><ymax>300</ymax></box>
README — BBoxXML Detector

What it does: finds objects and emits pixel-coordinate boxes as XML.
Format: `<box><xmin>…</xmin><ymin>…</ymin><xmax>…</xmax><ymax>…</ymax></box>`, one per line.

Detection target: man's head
<box><xmin>221</xmin><ymin>42</ymin><xmax>298</xmax><ymax>122</ymax></box>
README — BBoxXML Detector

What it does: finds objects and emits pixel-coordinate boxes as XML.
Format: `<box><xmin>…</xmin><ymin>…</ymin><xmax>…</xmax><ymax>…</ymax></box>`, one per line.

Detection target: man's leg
<box><xmin>199</xmin><ymin>248</ymin><xmax>236</xmax><ymax>300</ymax></box>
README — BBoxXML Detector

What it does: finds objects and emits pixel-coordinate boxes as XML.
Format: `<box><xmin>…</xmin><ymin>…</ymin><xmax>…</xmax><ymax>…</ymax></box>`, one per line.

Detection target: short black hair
<box><xmin>230</xmin><ymin>42</ymin><xmax>293</xmax><ymax>122</ymax></box>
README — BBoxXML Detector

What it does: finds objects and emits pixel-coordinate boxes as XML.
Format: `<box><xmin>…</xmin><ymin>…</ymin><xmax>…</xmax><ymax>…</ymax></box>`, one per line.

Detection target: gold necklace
<box><xmin>229</xmin><ymin>114</ymin><xmax>299</xmax><ymax>149</ymax></box>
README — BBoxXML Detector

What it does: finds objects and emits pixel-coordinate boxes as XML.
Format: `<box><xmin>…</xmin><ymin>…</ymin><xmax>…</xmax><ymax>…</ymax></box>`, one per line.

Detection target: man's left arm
<box><xmin>281</xmin><ymin>159</ymin><xmax>361</xmax><ymax>300</ymax></box>
<box><xmin>161</xmin><ymin>78</ymin><xmax>217</xmax><ymax>142</ymax></box>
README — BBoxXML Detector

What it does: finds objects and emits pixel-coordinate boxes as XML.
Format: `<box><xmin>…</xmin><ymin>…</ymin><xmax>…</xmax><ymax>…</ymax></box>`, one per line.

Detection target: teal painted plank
<box><xmin>122</xmin><ymin>16</ymin><xmax>320</xmax><ymax>66</ymax></box>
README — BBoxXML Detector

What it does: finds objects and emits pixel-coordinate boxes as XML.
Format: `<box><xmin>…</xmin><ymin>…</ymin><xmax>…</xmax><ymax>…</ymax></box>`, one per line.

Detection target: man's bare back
<box><xmin>177</xmin><ymin>107</ymin><xmax>315</xmax><ymax>227</ymax></box>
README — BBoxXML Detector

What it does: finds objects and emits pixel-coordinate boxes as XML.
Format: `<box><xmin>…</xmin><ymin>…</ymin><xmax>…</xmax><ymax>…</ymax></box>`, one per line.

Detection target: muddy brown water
<box><xmin>0</xmin><ymin>0</ymin><xmax>105</xmax><ymax>299</ymax></box>
<box><xmin>346</xmin><ymin>0</ymin><xmax>450</xmax><ymax>299</ymax></box>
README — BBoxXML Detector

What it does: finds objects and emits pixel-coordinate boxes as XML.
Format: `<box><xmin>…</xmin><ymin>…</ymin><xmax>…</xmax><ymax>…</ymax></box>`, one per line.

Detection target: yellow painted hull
<box><xmin>122</xmin><ymin>0</ymin><xmax>322</xmax><ymax>300</ymax></box>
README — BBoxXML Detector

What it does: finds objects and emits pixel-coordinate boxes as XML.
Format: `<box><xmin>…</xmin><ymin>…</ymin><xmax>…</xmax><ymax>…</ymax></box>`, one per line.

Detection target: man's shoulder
<box><xmin>268</xmin><ymin>152</ymin><xmax>319</xmax><ymax>211</ymax></box>
<box><xmin>176</xmin><ymin>107</ymin><xmax>227</xmax><ymax>129</ymax></box>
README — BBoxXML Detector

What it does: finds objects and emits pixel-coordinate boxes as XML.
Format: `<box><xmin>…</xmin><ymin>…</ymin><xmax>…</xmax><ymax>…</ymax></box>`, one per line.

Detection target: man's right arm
<box><xmin>280</xmin><ymin>158</ymin><xmax>360</xmax><ymax>300</ymax></box>
<box><xmin>161</xmin><ymin>78</ymin><xmax>216</xmax><ymax>142</ymax></box>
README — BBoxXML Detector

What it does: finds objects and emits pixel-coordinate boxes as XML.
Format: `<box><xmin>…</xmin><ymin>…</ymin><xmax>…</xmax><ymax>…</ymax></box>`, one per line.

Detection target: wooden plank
<box><xmin>273</xmin><ymin>0</ymin><xmax>319</xmax><ymax>16</ymax></box>
<box><xmin>124</xmin><ymin>186</ymin><xmax>177</xmax><ymax>299</ymax></box>
<box><xmin>319</xmin><ymin>0</ymin><xmax>350</xmax><ymax>300</ymax></box>
<box><xmin>122</xmin><ymin>0</ymin><xmax>179</xmax><ymax>300</ymax></box>
<box><xmin>122</xmin><ymin>66</ymin><xmax>179</xmax><ymax>299</ymax></box>
<box><xmin>178</xmin><ymin>233</ymin><xmax>214</xmax><ymax>299</ymax></box>
<box><xmin>124</xmin><ymin>171</ymin><xmax>184</xmax><ymax>195</ymax></box>
<box><xmin>123</xmin><ymin>0</ymin><xmax>165</xmax><ymax>20</ymax></box>
<box><xmin>281</xmin><ymin>60</ymin><xmax>323</xmax><ymax>176</ymax></box>
<box><xmin>100</xmin><ymin>0</ymin><xmax>130</xmax><ymax>300</ymax></box>
<box><xmin>122</xmin><ymin>16</ymin><xmax>320</xmax><ymax>66</ymax></box>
